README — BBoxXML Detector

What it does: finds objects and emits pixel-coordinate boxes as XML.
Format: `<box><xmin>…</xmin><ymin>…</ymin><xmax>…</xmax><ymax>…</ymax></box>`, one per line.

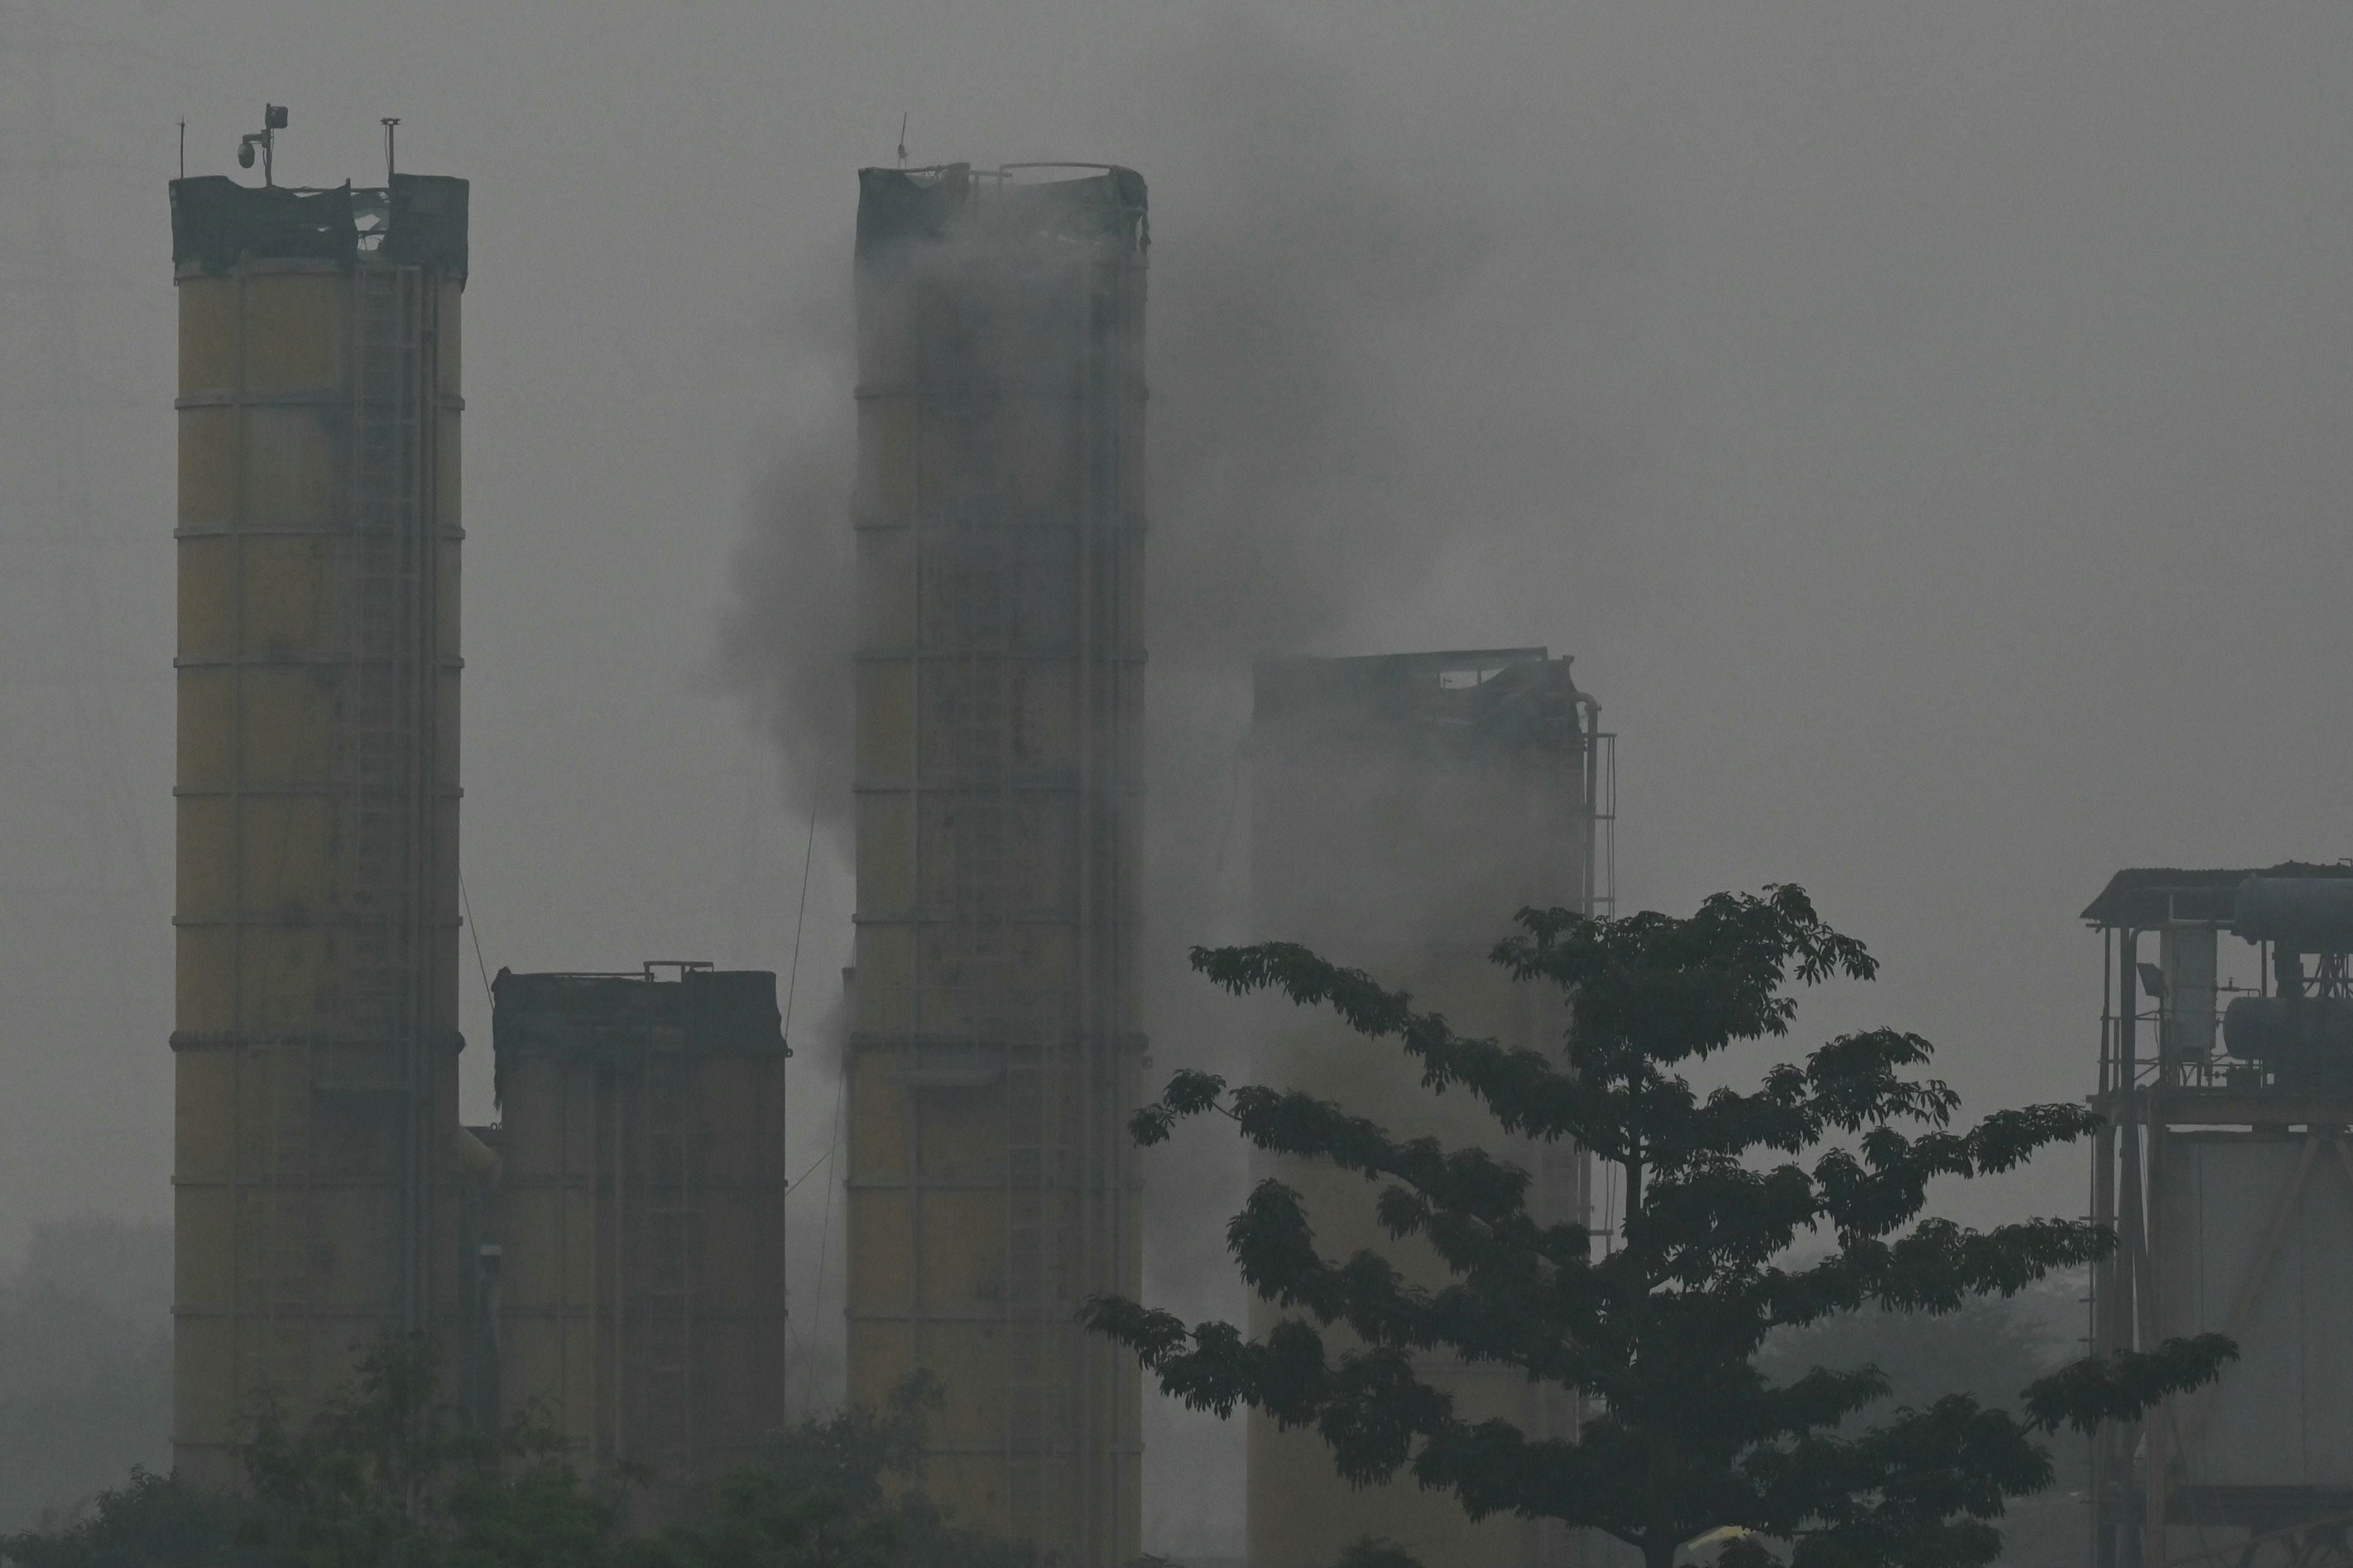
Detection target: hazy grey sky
<box><xmin>4</xmin><ymin>0</ymin><xmax>2352</xmax><ymax>1546</ymax></box>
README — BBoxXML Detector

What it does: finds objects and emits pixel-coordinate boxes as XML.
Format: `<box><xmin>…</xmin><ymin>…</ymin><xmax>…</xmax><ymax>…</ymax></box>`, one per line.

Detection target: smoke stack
<box><xmin>1244</xmin><ymin>647</ymin><xmax>1604</xmax><ymax>1568</ymax></box>
<box><xmin>846</xmin><ymin>161</ymin><xmax>1147</xmax><ymax>1565</ymax></box>
<box><xmin>167</xmin><ymin>168</ymin><xmax>470</xmax><ymax>1482</ymax></box>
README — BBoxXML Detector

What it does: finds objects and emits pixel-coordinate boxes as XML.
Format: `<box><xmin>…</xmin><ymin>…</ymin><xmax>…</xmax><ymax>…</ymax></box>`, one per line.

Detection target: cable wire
<box><xmin>460</xmin><ymin>869</ymin><xmax>493</xmax><ymax>1004</ymax></box>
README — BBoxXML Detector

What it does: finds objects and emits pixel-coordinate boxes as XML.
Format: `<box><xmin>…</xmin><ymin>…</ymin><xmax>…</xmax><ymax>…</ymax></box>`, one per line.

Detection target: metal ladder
<box><xmin>346</xmin><ymin>263</ymin><xmax>424</xmax><ymax>1043</ymax></box>
<box><xmin>344</xmin><ymin>262</ymin><xmax>428</xmax><ymax>1330</ymax></box>
<box><xmin>245</xmin><ymin>1040</ymin><xmax>316</xmax><ymax>1381</ymax></box>
<box><xmin>932</xmin><ymin>446</ymin><xmax>1055</xmax><ymax>1539</ymax></box>
<box><xmin>1004</xmin><ymin>1048</ymin><xmax>1049</xmax><ymax>1539</ymax></box>
<box><xmin>964</xmin><ymin>516</ymin><xmax>1054</xmax><ymax>1546</ymax></box>
<box><xmin>633</xmin><ymin>1036</ymin><xmax>701</xmax><ymax>1474</ymax></box>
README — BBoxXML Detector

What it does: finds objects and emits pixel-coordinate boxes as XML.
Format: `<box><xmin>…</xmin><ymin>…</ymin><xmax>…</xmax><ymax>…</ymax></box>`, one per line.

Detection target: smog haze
<box><xmin>4</xmin><ymin>0</ymin><xmax>2352</xmax><ymax>1545</ymax></box>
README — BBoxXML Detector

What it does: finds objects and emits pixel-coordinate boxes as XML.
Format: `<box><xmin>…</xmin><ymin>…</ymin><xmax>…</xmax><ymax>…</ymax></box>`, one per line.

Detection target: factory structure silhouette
<box><xmin>164</xmin><ymin>113</ymin><xmax>2353</xmax><ymax>1568</ymax></box>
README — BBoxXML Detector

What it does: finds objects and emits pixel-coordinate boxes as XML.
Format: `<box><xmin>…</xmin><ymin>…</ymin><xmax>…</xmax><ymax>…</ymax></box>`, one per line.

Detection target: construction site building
<box><xmin>1245</xmin><ymin>648</ymin><xmax>1611</xmax><ymax>1568</ymax></box>
<box><xmin>846</xmin><ymin>162</ymin><xmax>1148</xmax><ymax>1566</ymax></box>
<box><xmin>169</xmin><ymin>172</ymin><xmax>470</xmax><ymax>1483</ymax></box>
<box><xmin>2083</xmin><ymin>864</ymin><xmax>2353</xmax><ymax>1568</ymax></box>
<box><xmin>488</xmin><ymin>965</ymin><xmax>790</xmax><ymax>1506</ymax></box>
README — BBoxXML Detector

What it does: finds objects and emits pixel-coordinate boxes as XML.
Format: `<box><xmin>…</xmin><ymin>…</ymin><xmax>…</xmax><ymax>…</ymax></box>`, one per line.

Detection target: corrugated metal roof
<box><xmin>2080</xmin><ymin>862</ymin><xmax>2353</xmax><ymax>927</ymax></box>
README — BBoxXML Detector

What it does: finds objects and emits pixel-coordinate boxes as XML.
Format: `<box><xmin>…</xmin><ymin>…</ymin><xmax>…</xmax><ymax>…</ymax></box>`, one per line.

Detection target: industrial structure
<box><xmin>169</xmin><ymin>166</ymin><xmax>472</xmax><ymax>1483</ymax></box>
<box><xmin>2084</xmin><ymin>864</ymin><xmax>2353</xmax><ymax>1568</ymax></box>
<box><xmin>1244</xmin><ymin>648</ymin><xmax>1610</xmax><ymax>1568</ymax></box>
<box><xmin>164</xmin><ymin>129</ymin><xmax>1629</xmax><ymax>1564</ymax></box>
<box><xmin>488</xmin><ymin>966</ymin><xmax>790</xmax><ymax>1502</ymax></box>
<box><xmin>845</xmin><ymin>161</ymin><xmax>1148</xmax><ymax>1566</ymax></box>
<box><xmin>166</xmin><ymin>113</ymin><xmax>2353</xmax><ymax>1568</ymax></box>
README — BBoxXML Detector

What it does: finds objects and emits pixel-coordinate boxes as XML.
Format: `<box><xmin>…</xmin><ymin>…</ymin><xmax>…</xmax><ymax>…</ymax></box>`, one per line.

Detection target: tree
<box><xmin>620</xmin><ymin>1375</ymin><xmax>1033</xmax><ymax>1568</ymax></box>
<box><xmin>0</xmin><ymin>1468</ymin><xmax>255</xmax><ymax>1568</ymax></box>
<box><xmin>1752</xmin><ymin>1282</ymin><xmax>2093</xmax><ymax>1568</ymax></box>
<box><xmin>0</xmin><ymin>1333</ymin><xmax>621</xmax><ymax>1568</ymax></box>
<box><xmin>4</xmin><ymin>1349</ymin><xmax>1034</xmax><ymax>1568</ymax></box>
<box><xmin>1084</xmin><ymin>888</ymin><xmax>2233</xmax><ymax>1568</ymax></box>
<box><xmin>235</xmin><ymin>1335</ymin><xmax>626</xmax><ymax>1568</ymax></box>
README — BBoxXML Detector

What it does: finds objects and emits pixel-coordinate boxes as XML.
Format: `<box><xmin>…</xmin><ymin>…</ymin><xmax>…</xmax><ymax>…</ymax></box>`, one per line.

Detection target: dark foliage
<box><xmin>2018</xmin><ymin>1334</ymin><xmax>2235</xmax><ymax>1438</ymax></box>
<box><xmin>0</xmin><ymin>1469</ymin><xmax>254</xmax><ymax>1568</ymax></box>
<box><xmin>2</xmin><ymin>1348</ymin><xmax>1035</xmax><ymax>1568</ymax></box>
<box><xmin>1754</xmin><ymin>1287</ymin><xmax>2090</xmax><ymax>1566</ymax></box>
<box><xmin>1331</xmin><ymin>1539</ymin><xmax>1422</xmax><ymax>1568</ymax></box>
<box><xmin>1084</xmin><ymin>888</ymin><xmax>2234</xmax><ymax>1568</ymax></box>
<box><xmin>1</xmin><ymin>1338</ymin><xmax>624</xmax><ymax>1568</ymax></box>
<box><xmin>622</xmin><ymin>1375</ymin><xmax>1034</xmax><ymax>1568</ymax></box>
<box><xmin>235</xmin><ymin>1335</ymin><xmax>627</xmax><ymax>1568</ymax></box>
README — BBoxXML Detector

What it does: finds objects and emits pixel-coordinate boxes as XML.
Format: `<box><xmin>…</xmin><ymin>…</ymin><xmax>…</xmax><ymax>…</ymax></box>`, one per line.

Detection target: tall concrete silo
<box><xmin>846</xmin><ymin>162</ymin><xmax>1147</xmax><ymax>1566</ymax></box>
<box><xmin>489</xmin><ymin>963</ymin><xmax>791</xmax><ymax>1508</ymax></box>
<box><xmin>169</xmin><ymin>168</ymin><xmax>470</xmax><ymax>1483</ymax></box>
<box><xmin>1245</xmin><ymin>647</ymin><xmax>1610</xmax><ymax>1568</ymax></box>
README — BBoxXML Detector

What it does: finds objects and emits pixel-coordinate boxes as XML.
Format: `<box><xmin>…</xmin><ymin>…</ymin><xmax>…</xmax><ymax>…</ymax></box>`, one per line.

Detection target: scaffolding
<box><xmin>2083</xmin><ymin>864</ymin><xmax>2353</xmax><ymax>1568</ymax></box>
<box><xmin>846</xmin><ymin>163</ymin><xmax>1147</xmax><ymax>1566</ymax></box>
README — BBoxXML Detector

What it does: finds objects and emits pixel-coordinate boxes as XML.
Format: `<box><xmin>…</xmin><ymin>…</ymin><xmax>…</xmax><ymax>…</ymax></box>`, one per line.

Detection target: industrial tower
<box><xmin>1245</xmin><ymin>648</ymin><xmax>1610</xmax><ymax>1568</ymax></box>
<box><xmin>2082</xmin><ymin>865</ymin><xmax>2353</xmax><ymax>1568</ymax></box>
<box><xmin>169</xmin><ymin>167</ymin><xmax>470</xmax><ymax>1482</ymax></box>
<box><xmin>847</xmin><ymin>163</ymin><xmax>1147</xmax><ymax>1564</ymax></box>
<box><xmin>490</xmin><ymin>964</ymin><xmax>791</xmax><ymax>1506</ymax></box>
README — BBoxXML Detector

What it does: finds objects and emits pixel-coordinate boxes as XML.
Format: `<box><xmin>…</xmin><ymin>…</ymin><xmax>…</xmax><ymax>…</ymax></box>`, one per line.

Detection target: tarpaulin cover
<box><xmin>491</xmin><ymin>970</ymin><xmax>788</xmax><ymax>1058</ymax></box>
<box><xmin>1251</xmin><ymin>649</ymin><xmax>1585</xmax><ymax>752</ymax></box>
<box><xmin>170</xmin><ymin>173</ymin><xmax>470</xmax><ymax>277</ymax></box>
<box><xmin>855</xmin><ymin>163</ymin><xmax>1148</xmax><ymax>262</ymax></box>
<box><xmin>384</xmin><ymin>174</ymin><xmax>470</xmax><ymax>275</ymax></box>
<box><xmin>170</xmin><ymin>176</ymin><xmax>356</xmax><ymax>272</ymax></box>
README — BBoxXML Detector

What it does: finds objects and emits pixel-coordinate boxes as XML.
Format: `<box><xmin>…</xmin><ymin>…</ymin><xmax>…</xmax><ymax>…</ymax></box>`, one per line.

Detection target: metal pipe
<box><xmin>2115</xmin><ymin>930</ymin><xmax>2145</xmax><ymax>1568</ymax></box>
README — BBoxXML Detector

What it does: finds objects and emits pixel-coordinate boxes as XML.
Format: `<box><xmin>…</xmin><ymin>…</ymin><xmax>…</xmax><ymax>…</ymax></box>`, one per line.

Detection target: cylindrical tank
<box><xmin>490</xmin><ymin>967</ymin><xmax>790</xmax><ymax>1516</ymax></box>
<box><xmin>169</xmin><ymin>173</ymin><xmax>469</xmax><ymax>1485</ymax></box>
<box><xmin>2222</xmin><ymin>995</ymin><xmax>2353</xmax><ymax>1079</ymax></box>
<box><xmin>2232</xmin><ymin>875</ymin><xmax>2353</xmax><ymax>953</ymax></box>
<box><xmin>1246</xmin><ymin>649</ymin><xmax>1597</xmax><ymax>1568</ymax></box>
<box><xmin>847</xmin><ymin>162</ymin><xmax>1147</xmax><ymax>1566</ymax></box>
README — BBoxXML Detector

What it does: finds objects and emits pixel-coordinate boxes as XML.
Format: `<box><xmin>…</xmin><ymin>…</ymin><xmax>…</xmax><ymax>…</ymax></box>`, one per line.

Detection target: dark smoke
<box><xmin>714</xmin><ymin>269</ymin><xmax>859</xmax><ymax>847</ymax></box>
<box><xmin>715</xmin><ymin>17</ymin><xmax>1634</xmax><ymax>1552</ymax></box>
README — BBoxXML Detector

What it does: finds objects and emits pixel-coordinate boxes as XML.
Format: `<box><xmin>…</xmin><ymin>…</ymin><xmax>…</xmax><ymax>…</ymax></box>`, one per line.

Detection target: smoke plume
<box><xmin>714</xmin><ymin>16</ymin><xmax>1633</xmax><ymax>1552</ymax></box>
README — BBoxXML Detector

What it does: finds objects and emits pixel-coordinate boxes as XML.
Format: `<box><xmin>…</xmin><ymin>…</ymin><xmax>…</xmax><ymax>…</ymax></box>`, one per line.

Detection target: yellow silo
<box><xmin>847</xmin><ymin>162</ymin><xmax>1147</xmax><ymax>1566</ymax></box>
<box><xmin>169</xmin><ymin>170</ymin><xmax>470</xmax><ymax>1484</ymax></box>
<box><xmin>489</xmin><ymin>964</ymin><xmax>792</xmax><ymax>1506</ymax></box>
<box><xmin>1245</xmin><ymin>649</ymin><xmax>1608</xmax><ymax>1568</ymax></box>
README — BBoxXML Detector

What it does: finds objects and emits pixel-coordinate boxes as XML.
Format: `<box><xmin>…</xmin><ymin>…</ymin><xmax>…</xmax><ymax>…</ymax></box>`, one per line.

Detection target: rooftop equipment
<box><xmin>2080</xmin><ymin>863</ymin><xmax>2353</xmax><ymax>1568</ymax></box>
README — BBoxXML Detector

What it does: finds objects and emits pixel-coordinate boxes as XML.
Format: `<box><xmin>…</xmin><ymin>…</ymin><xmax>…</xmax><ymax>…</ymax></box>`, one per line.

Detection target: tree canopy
<box><xmin>0</xmin><ymin>1335</ymin><xmax>613</xmax><ymax>1568</ymax></box>
<box><xmin>1</xmin><ymin>1349</ymin><xmax>1029</xmax><ymax>1568</ymax></box>
<box><xmin>619</xmin><ymin>1374</ymin><xmax>1034</xmax><ymax>1568</ymax></box>
<box><xmin>1084</xmin><ymin>887</ymin><xmax>2232</xmax><ymax>1568</ymax></box>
